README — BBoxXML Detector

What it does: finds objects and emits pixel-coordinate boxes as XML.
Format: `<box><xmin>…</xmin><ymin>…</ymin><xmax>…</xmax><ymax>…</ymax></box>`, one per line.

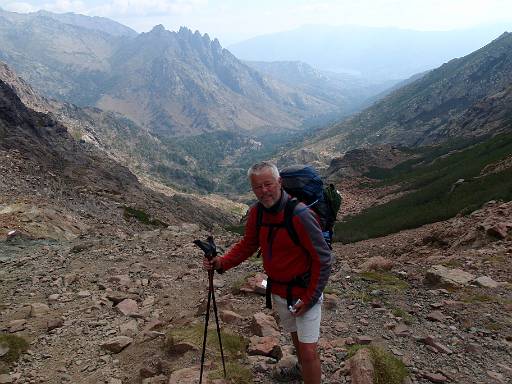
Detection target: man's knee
<box><xmin>298</xmin><ymin>342</ymin><xmax>318</xmax><ymax>363</ymax></box>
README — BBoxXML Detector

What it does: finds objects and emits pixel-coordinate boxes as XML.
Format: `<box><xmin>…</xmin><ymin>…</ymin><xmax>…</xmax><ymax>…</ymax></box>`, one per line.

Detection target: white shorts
<box><xmin>272</xmin><ymin>294</ymin><xmax>323</xmax><ymax>343</ymax></box>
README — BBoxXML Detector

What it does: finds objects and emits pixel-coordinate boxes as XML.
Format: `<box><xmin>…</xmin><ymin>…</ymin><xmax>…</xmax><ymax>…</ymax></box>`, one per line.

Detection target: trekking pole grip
<box><xmin>193</xmin><ymin>236</ymin><xmax>218</xmax><ymax>261</ymax></box>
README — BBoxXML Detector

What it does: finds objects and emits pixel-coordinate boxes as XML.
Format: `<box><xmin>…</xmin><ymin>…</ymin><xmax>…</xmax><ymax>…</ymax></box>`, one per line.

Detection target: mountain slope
<box><xmin>0</xmin><ymin>73</ymin><xmax>240</xmax><ymax>235</ymax></box>
<box><xmin>245</xmin><ymin>60</ymin><xmax>396</xmax><ymax>117</ymax></box>
<box><xmin>306</xmin><ymin>32</ymin><xmax>512</xmax><ymax>155</ymax></box>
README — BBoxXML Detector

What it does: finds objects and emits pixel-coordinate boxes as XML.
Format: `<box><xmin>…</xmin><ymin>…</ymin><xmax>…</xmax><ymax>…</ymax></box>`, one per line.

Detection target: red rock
<box><xmin>486</xmin><ymin>223</ymin><xmax>509</xmax><ymax>239</ymax></box>
<box><xmin>116</xmin><ymin>299</ymin><xmax>139</xmax><ymax>317</ymax></box>
<box><xmin>168</xmin><ymin>367</ymin><xmax>201</xmax><ymax>384</ymax></box>
<box><xmin>394</xmin><ymin>324</ymin><xmax>410</xmax><ymax>337</ymax></box>
<box><xmin>323</xmin><ymin>293</ymin><xmax>339</xmax><ymax>310</ymax></box>
<box><xmin>421</xmin><ymin>336</ymin><xmax>453</xmax><ymax>354</ymax></box>
<box><xmin>423</xmin><ymin>372</ymin><xmax>447</xmax><ymax>383</ymax></box>
<box><xmin>355</xmin><ymin>336</ymin><xmax>373</xmax><ymax>345</ymax></box>
<box><xmin>359</xmin><ymin>256</ymin><xmax>394</xmax><ymax>272</ymax></box>
<box><xmin>220</xmin><ymin>310</ymin><xmax>243</xmax><ymax>324</ymax></box>
<box><xmin>426</xmin><ymin>311</ymin><xmax>448</xmax><ymax>322</ymax></box>
<box><xmin>239</xmin><ymin>272</ymin><xmax>267</xmax><ymax>295</ymax></box>
<box><xmin>248</xmin><ymin>335</ymin><xmax>282</xmax><ymax>359</ymax></box>
<box><xmin>251</xmin><ymin>312</ymin><xmax>279</xmax><ymax>337</ymax></box>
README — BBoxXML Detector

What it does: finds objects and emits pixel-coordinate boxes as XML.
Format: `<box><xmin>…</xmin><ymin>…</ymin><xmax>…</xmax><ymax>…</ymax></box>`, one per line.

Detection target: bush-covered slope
<box><xmin>335</xmin><ymin>132</ymin><xmax>512</xmax><ymax>243</ymax></box>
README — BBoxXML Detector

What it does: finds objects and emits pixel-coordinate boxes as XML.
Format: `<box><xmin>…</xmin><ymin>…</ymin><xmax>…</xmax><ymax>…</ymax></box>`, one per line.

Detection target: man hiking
<box><xmin>204</xmin><ymin>161</ymin><xmax>332</xmax><ymax>384</ymax></box>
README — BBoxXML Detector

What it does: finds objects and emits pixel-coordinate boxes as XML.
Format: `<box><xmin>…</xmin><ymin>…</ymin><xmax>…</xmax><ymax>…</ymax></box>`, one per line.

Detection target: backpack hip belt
<box><xmin>265</xmin><ymin>271</ymin><xmax>310</xmax><ymax>309</ymax></box>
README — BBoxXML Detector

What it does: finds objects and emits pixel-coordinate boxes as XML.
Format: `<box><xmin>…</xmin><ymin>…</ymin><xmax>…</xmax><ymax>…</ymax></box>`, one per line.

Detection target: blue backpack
<box><xmin>256</xmin><ymin>165</ymin><xmax>341</xmax><ymax>248</ymax></box>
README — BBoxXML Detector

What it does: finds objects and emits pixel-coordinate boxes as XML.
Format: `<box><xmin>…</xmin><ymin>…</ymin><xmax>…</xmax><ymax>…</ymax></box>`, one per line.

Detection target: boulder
<box><xmin>486</xmin><ymin>223</ymin><xmax>510</xmax><ymax>239</ymax></box>
<box><xmin>422</xmin><ymin>372</ymin><xmax>447</xmax><ymax>383</ymax></box>
<box><xmin>116</xmin><ymin>299</ymin><xmax>139</xmax><ymax>317</ymax></box>
<box><xmin>119</xmin><ymin>319</ymin><xmax>139</xmax><ymax>336</ymax></box>
<box><xmin>323</xmin><ymin>294</ymin><xmax>339</xmax><ymax>310</ymax></box>
<box><xmin>0</xmin><ymin>374</ymin><xmax>13</xmax><ymax>384</ymax></box>
<box><xmin>30</xmin><ymin>303</ymin><xmax>50</xmax><ymax>317</ymax></box>
<box><xmin>220</xmin><ymin>310</ymin><xmax>244</xmax><ymax>324</ymax></box>
<box><xmin>141</xmin><ymin>375</ymin><xmax>167</xmax><ymax>384</ymax></box>
<box><xmin>424</xmin><ymin>265</ymin><xmax>475</xmax><ymax>288</ymax></box>
<box><xmin>251</xmin><ymin>312</ymin><xmax>279</xmax><ymax>337</ymax></box>
<box><xmin>248</xmin><ymin>335</ymin><xmax>282</xmax><ymax>359</ymax></box>
<box><xmin>47</xmin><ymin>318</ymin><xmax>64</xmax><ymax>332</ymax></box>
<box><xmin>474</xmin><ymin>276</ymin><xmax>500</xmax><ymax>288</ymax></box>
<box><xmin>8</xmin><ymin>319</ymin><xmax>27</xmax><ymax>333</ymax></box>
<box><xmin>239</xmin><ymin>272</ymin><xmax>267</xmax><ymax>295</ymax></box>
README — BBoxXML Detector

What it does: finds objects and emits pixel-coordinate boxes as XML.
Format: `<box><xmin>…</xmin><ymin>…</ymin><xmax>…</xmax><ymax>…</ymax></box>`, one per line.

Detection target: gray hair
<box><xmin>247</xmin><ymin>161</ymin><xmax>280</xmax><ymax>179</ymax></box>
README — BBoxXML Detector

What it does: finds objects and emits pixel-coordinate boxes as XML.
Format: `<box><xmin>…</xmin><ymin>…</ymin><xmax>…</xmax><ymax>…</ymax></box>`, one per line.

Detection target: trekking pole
<box><xmin>194</xmin><ymin>236</ymin><xmax>227</xmax><ymax>383</ymax></box>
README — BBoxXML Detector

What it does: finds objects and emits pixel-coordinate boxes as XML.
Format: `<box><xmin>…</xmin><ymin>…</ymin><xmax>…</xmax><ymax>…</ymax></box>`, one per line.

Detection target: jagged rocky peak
<box><xmin>149</xmin><ymin>24</ymin><xmax>168</xmax><ymax>35</ymax></box>
<box><xmin>175</xmin><ymin>26</ymin><xmax>218</xmax><ymax>49</ymax></box>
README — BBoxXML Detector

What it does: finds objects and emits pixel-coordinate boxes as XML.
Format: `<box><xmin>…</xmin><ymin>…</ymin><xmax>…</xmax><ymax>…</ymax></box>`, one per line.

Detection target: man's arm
<box><xmin>293</xmin><ymin>207</ymin><xmax>332</xmax><ymax>309</ymax></box>
<box><xmin>216</xmin><ymin>204</ymin><xmax>260</xmax><ymax>272</ymax></box>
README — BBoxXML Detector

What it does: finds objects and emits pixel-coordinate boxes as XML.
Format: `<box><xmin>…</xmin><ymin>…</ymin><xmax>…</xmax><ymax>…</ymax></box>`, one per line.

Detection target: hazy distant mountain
<box><xmin>245</xmin><ymin>60</ymin><xmax>396</xmax><ymax>116</ymax></box>
<box><xmin>306</xmin><ymin>32</ymin><xmax>512</xmax><ymax>154</ymax></box>
<box><xmin>100</xmin><ymin>25</ymin><xmax>339</xmax><ymax>136</ymax></box>
<box><xmin>229</xmin><ymin>24</ymin><xmax>512</xmax><ymax>81</ymax></box>
<box><xmin>0</xmin><ymin>9</ymin><xmax>343</xmax><ymax>137</ymax></box>
<box><xmin>33</xmin><ymin>10</ymin><xmax>137</xmax><ymax>37</ymax></box>
<box><xmin>0</xmin><ymin>9</ymin><xmax>122</xmax><ymax>101</ymax></box>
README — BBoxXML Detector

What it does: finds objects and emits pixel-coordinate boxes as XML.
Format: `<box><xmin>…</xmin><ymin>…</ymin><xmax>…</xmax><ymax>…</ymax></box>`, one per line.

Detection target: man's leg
<box><xmin>296</xmin><ymin>341</ymin><xmax>320</xmax><ymax>384</ymax></box>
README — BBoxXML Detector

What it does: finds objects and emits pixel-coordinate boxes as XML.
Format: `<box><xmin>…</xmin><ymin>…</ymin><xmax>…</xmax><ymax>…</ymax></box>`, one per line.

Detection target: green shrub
<box><xmin>165</xmin><ymin>324</ymin><xmax>247</xmax><ymax>359</ymax></box>
<box><xmin>208</xmin><ymin>361</ymin><xmax>252</xmax><ymax>384</ymax></box>
<box><xmin>0</xmin><ymin>334</ymin><xmax>29</xmax><ymax>364</ymax></box>
<box><xmin>347</xmin><ymin>345</ymin><xmax>408</xmax><ymax>384</ymax></box>
<box><xmin>390</xmin><ymin>307</ymin><xmax>415</xmax><ymax>325</ymax></box>
<box><xmin>122</xmin><ymin>206</ymin><xmax>168</xmax><ymax>227</ymax></box>
<box><xmin>359</xmin><ymin>272</ymin><xmax>409</xmax><ymax>292</ymax></box>
<box><xmin>231</xmin><ymin>273</ymin><xmax>256</xmax><ymax>295</ymax></box>
<box><xmin>225</xmin><ymin>224</ymin><xmax>245</xmax><ymax>235</ymax></box>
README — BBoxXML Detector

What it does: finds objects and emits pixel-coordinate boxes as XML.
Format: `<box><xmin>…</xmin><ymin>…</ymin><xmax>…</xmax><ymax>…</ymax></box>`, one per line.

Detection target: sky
<box><xmin>1</xmin><ymin>0</ymin><xmax>512</xmax><ymax>46</ymax></box>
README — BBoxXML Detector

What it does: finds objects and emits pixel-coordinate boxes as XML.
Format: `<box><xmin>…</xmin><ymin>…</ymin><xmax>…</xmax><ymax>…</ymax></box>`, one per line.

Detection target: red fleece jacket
<box><xmin>219</xmin><ymin>191</ymin><xmax>332</xmax><ymax>308</ymax></box>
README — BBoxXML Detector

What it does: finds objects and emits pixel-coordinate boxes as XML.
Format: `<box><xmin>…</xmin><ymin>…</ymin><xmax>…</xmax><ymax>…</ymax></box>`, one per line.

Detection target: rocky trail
<box><xmin>1</xmin><ymin>167</ymin><xmax>511</xmax><ymax>384</ymax></box>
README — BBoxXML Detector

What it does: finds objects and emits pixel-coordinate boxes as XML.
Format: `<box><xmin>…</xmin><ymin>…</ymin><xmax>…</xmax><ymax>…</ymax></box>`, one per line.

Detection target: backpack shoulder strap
<box><xmin>256</xmin><ymin>198</ymin><xmax>302</xmax><ymax>247</ymax></box>
<box><xmin>284</xmin><ymin>198</ymin><xmax>300</xmax><ymax>246</ymax></box>
<box><xmin>256</xmin><ymin>202</ymin><xmax>264</xmax><ymax>239</ymax></box>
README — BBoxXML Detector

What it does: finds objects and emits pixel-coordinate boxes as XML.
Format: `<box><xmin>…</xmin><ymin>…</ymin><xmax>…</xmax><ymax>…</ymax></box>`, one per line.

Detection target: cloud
<box><xmin>41</xmin><ymin>0</ymin><xmax>88</xmax><ymax>14</ymax></box>
<box><xmin>3</xmin><ymin>2</ymin><xmax>39</xmax><ymax>13</ymax></box>
<box><xmin>93</xmin><ymin>0</ymin><xmax>208</xmax><ymax>17</ymax></box>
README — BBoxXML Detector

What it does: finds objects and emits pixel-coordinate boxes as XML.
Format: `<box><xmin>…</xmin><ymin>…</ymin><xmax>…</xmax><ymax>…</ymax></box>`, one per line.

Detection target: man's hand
<box><xmin>203</xmin><ymin>256</ymin><xmax>222</xmax><ymax>271</ymax></box>
<box><xmin>291</xmin><ymin>299</ymin><xmax>307</xmax><ymax>317</ymax></box>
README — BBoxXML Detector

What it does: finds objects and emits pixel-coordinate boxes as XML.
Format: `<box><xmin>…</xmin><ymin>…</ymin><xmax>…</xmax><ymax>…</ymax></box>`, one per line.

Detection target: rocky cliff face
<box><xmin>324</xmin><ymin>145</ymin><xmax>414</xmax><ymax>181</ymax></box>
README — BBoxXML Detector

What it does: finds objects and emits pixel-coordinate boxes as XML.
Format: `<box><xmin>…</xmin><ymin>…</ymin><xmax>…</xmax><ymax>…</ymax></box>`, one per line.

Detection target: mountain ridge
<box><xmin>0</xmin><ymin>10</ymin><xmax>349</xmax><ymax>138</ymax></box>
